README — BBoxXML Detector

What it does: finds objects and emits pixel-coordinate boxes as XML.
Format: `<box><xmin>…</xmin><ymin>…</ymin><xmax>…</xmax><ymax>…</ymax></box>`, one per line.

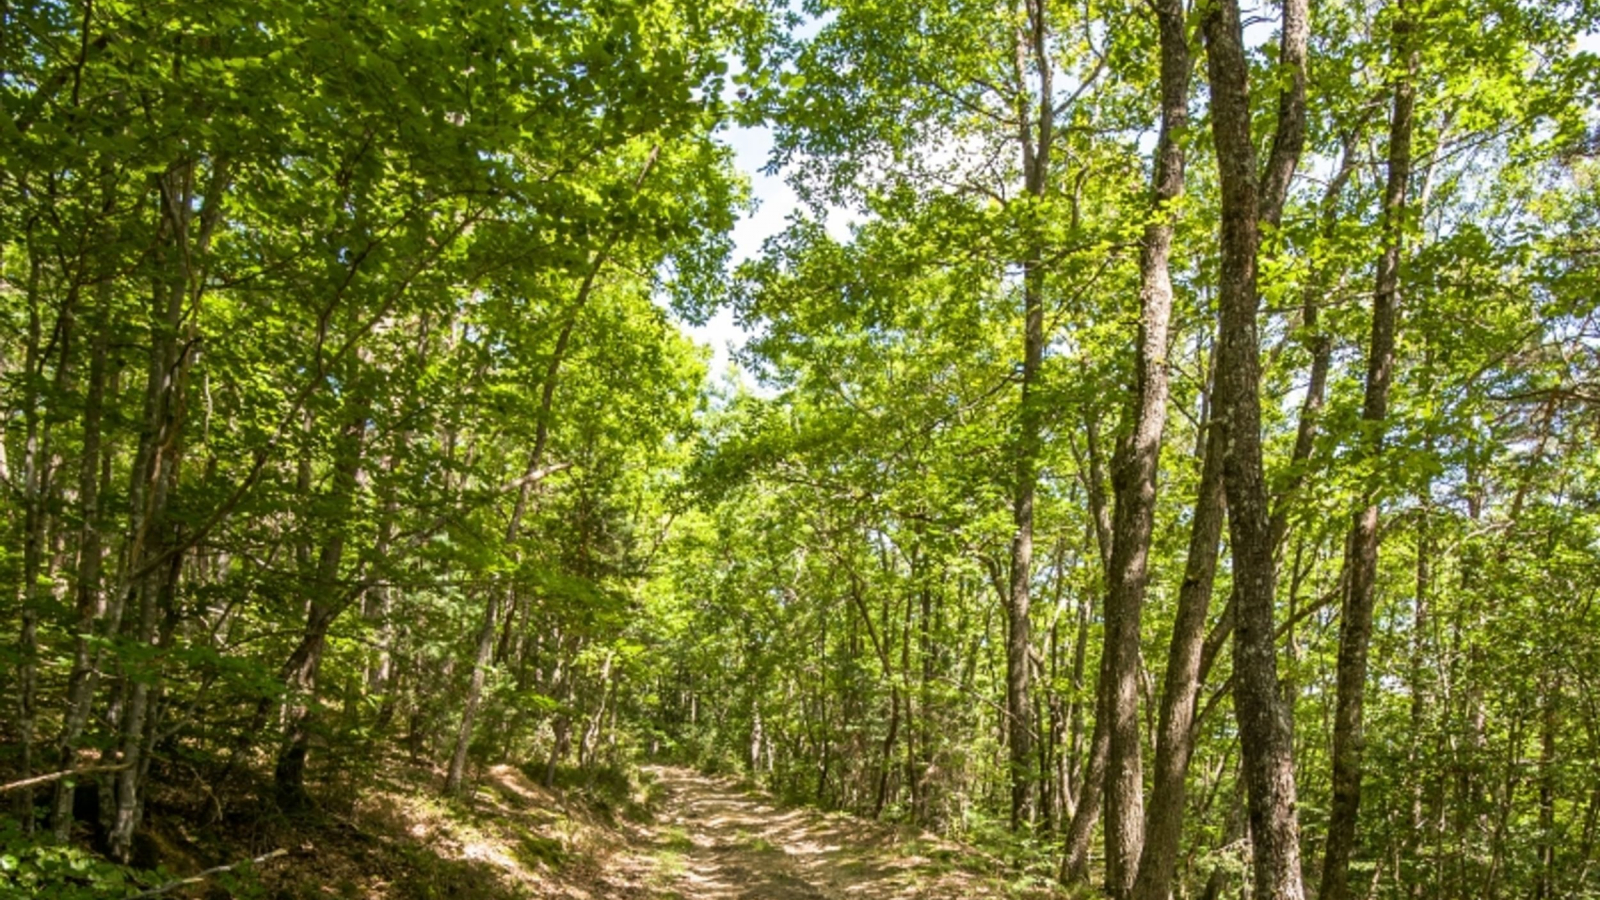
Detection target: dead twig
<box><xmin>126</xmin><ymin>848</ymin><xmax>288</xmax><ymax>899</ymax></box>
<box><xmin>0</xmin><ymin>762</ymin><xmax>131</xmax><ymax>794</ymax></box>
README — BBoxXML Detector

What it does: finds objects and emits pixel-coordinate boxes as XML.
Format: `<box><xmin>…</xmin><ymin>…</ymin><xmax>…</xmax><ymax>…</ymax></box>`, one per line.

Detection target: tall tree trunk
<box><xmin>1004</xmin><ymin>149</ymin><xmax>1043</xmax><ymax>834</ymax></box>
<box><xmin>1404</xmin><ymin>488</ymin><xmax>1433</xmax><ymax>900</ymax></box>
<box><xmin>15</xmin><ymin>256</ymin><xmax>85</xmax><ymax>821</ymax></box>
<box><xmin>580</xmin><ymin>653</ymin><xmax>617</xmax><ymax>772</ymax></box>
<box><xmin>1131</xmin><ymin>399</ymin><xmax>1224</xmax><ymax>900</ymax></box>
<box><xmin>109</xmin><ymin>178</ymin><xmax>193</xmax><ymax>860</ymax></box>
<box><xmin>1005</xmin><ymin>0</ymin><xmax>1055</xmax><ymax>831</ymax></box>
<box><xmin>1061</xmin><ymin>655</ymin><xmax>1111</xmax><ymax>882</ymax></box>
<box><xmin>1100</xmin><ymin>0</ymin><xmax>1189</xmax><ymax>888</ymax></box>
<box><xmin>1534</xmin><ymin>678</ymin><xmax>1560</xmax><ymax>900</ymax></box>
<box><xmin>1319</xmin><ymin>7</ymin><xmax>1415</xmax><ymax>897</ymax></box>
<box><xmin>51</xmin><ymin>278</ymin><xmax>113</xmax><ymax>838</ymax></box>
<box><xmin>1062</xmin><ymin>419</ymin><xmax>1113</xmax><ymax>882</ymax></box>
<box><xmin>104</xmin><ymin>155</ymin><xmax>229</xmax><ymax>857</ymax></box>
<box><xmin>364</xmin><ymin>428</ymin><xmax>411</xmax><ymax>727</ymax></box>
<box><xmin>274</xmin><ymin>386</ymin><xmax>369</xmax><ymax>810</ymax></box>
<box><xmin>12</xmin><ymin>255</ymin><xmax>48</xmax><ymax>829</ymax></box>
<box><xmin>446</xmin><ymin>593</ymin><xmax>499</xmax><ymax>794</ymax></box>
<box><xmin>1065</xmin><ymin>551</ymin><xmax>1092</xmax><ymax>809</ymax></box>
<box><xmin>1201</xmin><ymin>0</ymin><xmax>1308</xmax><ymax>893</ymax></box>
<box><xmin>915</xmin><ymin>578</ymin><xmax>935</xmax><ymax>823</ymax></box>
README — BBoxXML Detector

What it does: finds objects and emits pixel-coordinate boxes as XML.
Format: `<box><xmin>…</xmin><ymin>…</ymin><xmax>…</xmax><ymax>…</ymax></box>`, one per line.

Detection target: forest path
<box><xmin>635</xmin><ymin>766</ymin><xmax>1024</xmax><ymax>900</ymax></box>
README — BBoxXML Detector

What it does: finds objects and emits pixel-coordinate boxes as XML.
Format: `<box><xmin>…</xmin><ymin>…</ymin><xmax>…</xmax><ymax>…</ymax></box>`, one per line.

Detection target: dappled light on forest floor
<box><xmin>641</xmin><ymin>766</ymin><xmax>1054</xmax><ymax>900</ymax></box>
<box><xmin>208</xmin><ymin>761</ymin><xmax>666</xmax><ymax>900</ymax></box>
<box><xmin>20</xmin><ymin>759</ymin><xmax>1049</xmax><ymax>899</ymax></box>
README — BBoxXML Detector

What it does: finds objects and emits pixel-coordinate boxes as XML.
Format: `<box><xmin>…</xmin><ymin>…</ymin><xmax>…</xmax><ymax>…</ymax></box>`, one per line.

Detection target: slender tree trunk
<box><xmin>1004</xmin><ymin>0</ymin><xmax>1055</xmax><ymax>831</ymax></box>
<box><xmin>874</xmin><ymin>686</ymin><xmax>900</xmax><ymax>817</ymax></box>
<box><xmin>1201</xmin><ymin>0</ymin><xmax>1307</xmax><ymax>893</ymax></box>
<box><xmin>542</xmin><ymin>641</ymin><xmax>573</xmax><ymax>788</ymax></box>
<box><xmin>445</xmin><ymin>143</ymin><xmax>650</xmax><ymax>785</ymax></box>
<box><xmin>580</xmin><ymin>654</ymin><xmax>616</xmax><ymax>772</ymax></box>
<box><xmin>1131</xmin><ymin>400</ymin><xmax>1225</xmax><ymax>900</ymax></box>
<box><xmin>1061</xmin><ymin>409</ymin><xmax>1115</xmax><ymax>883</ymax></box>
<box><xmin>898</xmin><ymin>575</ymin><xmax>917</xmax><ymax>817</ymax></box>
<box><xmin>109</xmin><ymin>162</ymin><xmax>211</xmax><ymax>858</ymax></box>
<box><xmin>446</xmin><ymin>593</ymin><xmax>499</xmax><ymax>794</ymax></box>
<box><xmin>105</xmin><ymin>155</ymin><xmax>230</xmax><ymax>857</ymax></box>
<box><xmin>1534</xmin><ymin>679</ymin><xmax>1560</xmax><ymax>900</ymax></box>
<box><xmin>274</xmin><ymin>387</ymin><xmax>368</xmax><ymax>810</ymax></box>
<box><xmin>16</xmin><ymin>258</ymin><xmax>84</xmax><ymax>821</ymax></box>
<box><xmin>1320</xmin><ymin>8</ymin><xmax>1415</xmax><ymax>897</ymax></box>
<box><xmin>12</xmin><ymin>256</ymin><xmax>48</xmax><ymax>829</ymax></box>
<box><xmin>51</xmin><ymin>279</ymin><xmax>113</xmax><ymax>838</ymax></box>
<box><xmin>1100</xmin><ymin>0</ymin><xmax>1189</xmax><ymax>888</ymax></box>
<box><xmin>1062</xmin><ymin>655</ymin><xmax>1111</xmax><ymax>882</ymax></box>
<box><xmin>1065</xmin><ymin>554</ymin><xmax>1091</xmax><ymax>807</ymax></box>
<box><xmin>1399</xmin><ymin>455</ymin><xmax>1435</xmax><ymax>898</ymax></box>
<box><xmin>915</xmin><ymin>579</ymin><xmax>935</xmax><ymax>822</ymax></box>
<box><xmin>364</xmin><ymin>434</ymin><xmax>409</xmax><ymax>723</ymax></box>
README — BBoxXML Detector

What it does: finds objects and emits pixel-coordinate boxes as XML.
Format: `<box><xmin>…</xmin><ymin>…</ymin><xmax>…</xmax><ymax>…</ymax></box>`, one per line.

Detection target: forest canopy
<box><xmin>1</xmin><ymin>0</ymin><xmax>1598</xmax><ymax>898</ymax></box>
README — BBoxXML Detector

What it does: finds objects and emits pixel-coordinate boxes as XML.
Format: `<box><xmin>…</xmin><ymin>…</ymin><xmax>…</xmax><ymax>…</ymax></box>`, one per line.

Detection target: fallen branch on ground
<box><xmin>127</xmin><ymin>848</ymin><xmax>288</xmax><ymax>898</ymax></box>
<box><xmin>0</xmin><ymin>763</ymin><xmax>131</xmax><ymax>794</ymax></box>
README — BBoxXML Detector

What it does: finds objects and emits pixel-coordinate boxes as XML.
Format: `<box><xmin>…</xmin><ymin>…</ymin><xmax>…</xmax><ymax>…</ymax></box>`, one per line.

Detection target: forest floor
<box><xmin>632</xmin><ymin>765</ymin><xmax>1057</xmax><ymax>899</ymax></box>
<box><xmin>201</xmin><ymin>761</ymin><xmax>1064</xmax><ymax>899</ymax></box>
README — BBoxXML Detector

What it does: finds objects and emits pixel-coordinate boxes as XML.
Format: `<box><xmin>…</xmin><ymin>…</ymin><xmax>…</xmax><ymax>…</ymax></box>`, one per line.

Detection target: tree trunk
<box><xmin>51</xmin><ymin>279</ymin><xmax>113</xmax><ymax>838</ymax></box>
<box><xmin>109</xmin><ymin>163</ymin><xmax>211</xmax><ymax>858</ymax></box>
<box><xmin>1319</xmin><ymin>7</ymin><xmax>1414</xmax><ymax>897</ymax></box>
<box><xmin>274</xmin><ymin>384</ymin><xmax>369</xmax><ymax>810</ymax></box>
<box><xmin>1534</xmin><ymin>679</ymin><xmax>1560</xmax><ymax>900</ymax></box>
<box><xmin>446</xmin><ymin>594</ymin><xmax>499</xmax><ymax>794</ymax></box>
<box><xmin>1061</xmin><ymin>413</ymin><xmax>1114</xmax><ymax>883</ymax></box>
<box><xmin>1201</xmin><ymin>0</ymin><xmax>1307</xmax><ymax>893</ymax></box>
<box><xmin>1131</xmin><ymin>396</ymin><xmax>1225</xmax><ymax>900</ymax></box>
<box><xmin>12</xmin><ymin>256</ymin><xmax>49</xmax><ymax>830</ymax></box>
<box><xmin>1005</xmin><ymin>0</ymin><xmax>1056</xmax><ymax>831</ymax></box>
<box><xmin>1061</xmin><ymin>653</ymin><xmax>1111</xmax><ymax>882</ymax></box>
<box><xmin>581</xmin><ymin>654</ymin><xmax>617</xmax><ymax>772</ymax></box>
<box><xmin>446</xmin><ymin>168</ymin><xmax>637</xmax><ymax>786</ymax></box>
<box><xmin>1100</xmin><ymin>0</ymin><xmax>1189</xmax><ymax>888</ymax></box>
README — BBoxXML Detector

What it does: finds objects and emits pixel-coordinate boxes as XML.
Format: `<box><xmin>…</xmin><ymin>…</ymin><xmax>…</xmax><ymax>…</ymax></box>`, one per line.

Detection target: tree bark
<box><xmin>446</xmin><ymin>594</ymin><xmax>500</xmax><ymax>794</ymax></box>
<box><xmin>51</xmin><ymin>278</ymin><xmax>113</xmax><ymax>838</ymax></box>
<box><xmin>274</xmin><ymin>379</ymin><xmax>369</xmax><ymax>810</ymax></box>
<box><xmin>1061</xmin><ymin>653</ymin><xmax>1110</xmax><ymax>882</ymax></box>
<box><xmin>1100</xmin><ymin>0</ymin><xmax>1189</xmax><ymax>889</ymax></box>
<box><xmin>109</xmin><ymin>171</ymin><xmax>196</xmax><ymax>860</ymax></box>
<box><xmin>12</xmin><ymin>255</ymin><xmax>51</xmax><ymax>829</ymax></box>
<box><xmin>1130</xmin><ymin>396</ymin><xmax>1225</xmax><ymax>900</ymax></box>
<box><xmin>1061</xmin><ymin>417</ymin><xmax>1113</xmax><ymax>882</ymax></box>
<box><xmin>1201</xmin><ymin>0</ymin><xmax>1307</xmax><ymax>894</ymax></box>
<box><xmin>1319</xmin><ymin>7</ymin><xmax>1415</xmax><ymax>897</ymax></box>
<box><xmin>1005</xmin><ymin>0</ymin><xmax>1054</xmax><ymax>828</ymax></box>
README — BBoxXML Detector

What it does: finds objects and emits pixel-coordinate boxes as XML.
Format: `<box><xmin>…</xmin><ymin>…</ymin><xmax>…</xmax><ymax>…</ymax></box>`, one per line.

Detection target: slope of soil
<box><xmin>121</xmin><ymin>763</ymin><xmax>1063</xmax><ymax>899</ymax></box>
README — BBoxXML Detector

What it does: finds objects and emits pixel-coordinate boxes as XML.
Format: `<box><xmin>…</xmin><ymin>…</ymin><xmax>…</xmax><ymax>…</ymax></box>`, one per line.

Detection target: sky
<box><xmin>679</xmin><ymin>123</ymin><xmax>788</xmax><ymax>381</ymax></box>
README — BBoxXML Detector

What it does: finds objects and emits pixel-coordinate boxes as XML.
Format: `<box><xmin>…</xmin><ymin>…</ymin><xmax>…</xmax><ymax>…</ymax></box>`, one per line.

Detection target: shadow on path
<box><xmin>642</xmin><ymin>766</ymin><xmax>1017</xmax><ymax>900</ymax></box>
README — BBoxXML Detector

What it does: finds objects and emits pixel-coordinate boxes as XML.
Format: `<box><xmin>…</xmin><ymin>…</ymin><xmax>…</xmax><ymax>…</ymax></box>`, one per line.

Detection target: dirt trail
<box><xmin>636</xmin><ymin>766</ymin><xmax>1026</xmax><ymax>900</ymax></box>
<box><xmin>232</xmin><ymin>762</ymin><xmax>1055</xmax><ymax>899</ymax></box>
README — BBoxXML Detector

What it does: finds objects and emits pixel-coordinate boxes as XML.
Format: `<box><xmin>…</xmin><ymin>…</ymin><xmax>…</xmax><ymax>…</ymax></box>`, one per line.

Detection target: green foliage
<box><xmin>0</xmin><ymin>820</ymin><xmax>149</xmax><ymax>898</ymax></box>
<box><xmin>0</xmin><ymin>0</ymin><xmax>1597</xmax><ymax>896</ymax></box>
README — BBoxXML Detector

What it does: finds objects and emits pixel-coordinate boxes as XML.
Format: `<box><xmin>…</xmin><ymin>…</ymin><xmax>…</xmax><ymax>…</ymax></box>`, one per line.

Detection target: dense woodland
<box><xmin>2</xmin><ymin>0</ymin><xmax>1598</xmax><ymax>897</ymax></box>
